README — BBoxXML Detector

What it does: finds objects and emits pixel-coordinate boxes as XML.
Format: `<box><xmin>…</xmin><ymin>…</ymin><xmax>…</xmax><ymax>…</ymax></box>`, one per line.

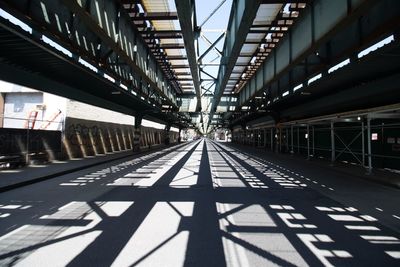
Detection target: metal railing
<box><xmin>232</xmin><ymin>121</ymin><xmax>400</xmax><ymax>174</ymax></box>
<box><xmin>0</xmin><ymin>115</ymin><xmax>63</xmax><ymax>163</ymax></box>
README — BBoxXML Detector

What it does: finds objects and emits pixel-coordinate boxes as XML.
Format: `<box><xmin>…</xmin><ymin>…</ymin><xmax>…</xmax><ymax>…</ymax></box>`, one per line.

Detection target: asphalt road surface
<box><xmin>0</xmin><ymin>139</ymin><xmax>399</xmax><ymax>266</ymax></box>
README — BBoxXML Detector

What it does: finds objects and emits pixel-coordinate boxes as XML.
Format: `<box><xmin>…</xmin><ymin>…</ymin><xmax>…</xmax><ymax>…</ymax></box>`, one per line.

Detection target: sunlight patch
<box><xmin>95</xmin><ymin>201</ymin><xmax>134</xmax><ymax>217</ymax></box>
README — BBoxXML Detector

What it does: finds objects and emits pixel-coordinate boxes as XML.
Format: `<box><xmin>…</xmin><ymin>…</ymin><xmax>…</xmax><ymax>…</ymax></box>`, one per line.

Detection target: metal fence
<box><xmin>232</xmin><ymin>119</ymin><xmax>400</xmax><ymax>173</ymax></box>
<box><xmin>0</xmin><ymin>116</ymin><xmax>63</xmax><ymax>163</ymax></box>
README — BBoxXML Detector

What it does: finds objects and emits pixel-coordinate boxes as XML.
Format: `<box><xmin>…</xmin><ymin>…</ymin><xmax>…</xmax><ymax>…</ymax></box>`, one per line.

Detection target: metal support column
<box><xmin>286</xmin><ymin>128</ymin><xmax>289</xmax><ymax>152</ymax></box>
<box><xmin>307</xmin><ymin>124</ymin><xmax>310</xmax><ymax>160</ymax></box>
<box><xmin>264</xmin><ymin>129</ymin><xmax>267</xmax><ymax>148</ymax></box>
<box><xmin>270</xmin><ymin>128</ymin><xmax>274</xmax><ymax>151</ymax></box>
<box><xmin>291</xmin><ymin>125</ymin><xmax>294</xmax><ymax>154</ymax></box>
<box><xmin>255</xmin><ymin>129</ymin><xmax>260</xmax><ymax>147</ymax></box>
<box><xmin>297</xmin><ymin>126</ymin><xmax>300</xmax><ymax>153</ymax></box>
<box><xmin>133</xmin><ymin>114</ymin><xmax>143</xmax><ymax>152</ymax></box>
<box><xmin>255</xmin><ymin>129</ymin><xmax>257</xmax><ymax>147</ymax></box>
<box><xmin>367</xmin><ymin>118</ymin><xmax>372</xmax><ymax>174</ymax></box>
<box><xmin>164</xmin><ymin>124</ymin><xmax>171</xmax><ymax>146</ymax></box>
<box><xmin>312</xmin><ymin>126</ymin><xmax>315</xmax><ymax>157</ymax></box>
<box><xmin>252</xmin><ymin>130</ymin><xmax>255</xmax><ymax>147</ymax></box>
<box><xmin>26</xmin><ymin>126</ymin><xmax>30</xmax><ymax>164</ymax></box>
<box><xmin>330</xmin><ymin>121</ymin><xmax>335</xmax><ymax>165</ymax></box>
<box><xmin>361</xmin><ymin>120</ymin><xmax>365</xmax><ymax>167</ymax></box>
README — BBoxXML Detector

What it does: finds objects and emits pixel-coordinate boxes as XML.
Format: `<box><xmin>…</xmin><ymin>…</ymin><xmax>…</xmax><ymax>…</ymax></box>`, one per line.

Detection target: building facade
<box><xmin>0</xmin><ymin>81</ymin><xmax>179</xmax><ymax>160</ymax></box>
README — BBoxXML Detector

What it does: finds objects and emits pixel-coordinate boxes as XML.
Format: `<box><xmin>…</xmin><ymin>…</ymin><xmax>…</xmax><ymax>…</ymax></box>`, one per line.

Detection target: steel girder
<box><xmin>175</xmin><ymin>0</ymin><xmax>202</xmax><ymax>112</ymax></box>
<box><xmin>0</xmin><ymin>0</ymin><xmax>179</xmax><ymax>108</ymax></box>
<box><xmin>237</xmin><ymin>0</ymin><xmax>399</xmax><ymax>108</ymax></box>
<box><xmin>60</xmin><ymin>0</ymin><xmax>177</xmax><ymax>108</ymax></box>
<box><xmin>230</xmin><ymin>36</ymin><xmax>400</xmax><ymax>127</ymax></box>
<box><xmin>207</xmin><ymin>0</ymin><xmax>262</xmax><ymax>131</ymax></box>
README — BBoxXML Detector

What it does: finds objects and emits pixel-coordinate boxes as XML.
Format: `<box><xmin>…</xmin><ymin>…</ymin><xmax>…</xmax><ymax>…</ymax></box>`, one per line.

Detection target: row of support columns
<box><xmin>233</xmin><ymin>118</ymin><xmax>375</xmax><ymax>174</ymax></box>
<box><xmin>132</xmin><ymin>114</ymin><xmax>182</xmax><ymax>152</ymax></box>
<box><xmin>133</xmin><ymin>115</ymin><xmax>142</xmax><ymax>152</ymax></box>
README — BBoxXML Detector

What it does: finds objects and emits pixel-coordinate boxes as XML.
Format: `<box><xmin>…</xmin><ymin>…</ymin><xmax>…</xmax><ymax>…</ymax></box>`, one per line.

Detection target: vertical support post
<box><xmin>248</xmin><ymin>129</ymin><xmax>253</xmax><ymax>146</ymax></box>
<box><xmin>255</xmin><ymin>129</ymin><xmax>257</xmax><ymax>147</ymax></box>
<box><xmin>361</xmin><ymin>120</ymin><xmax>365</xmax><ymax>167</ymax></box>
<box><xmin>241</xmin><ymin>125</ymin><xmax>245</xmax><ymax>145</ymax></box>
<box><xmin>291</xmin><ymin>125</ymin><xmax>294</xmax><ymax>153</ymax></box>
<box><xmin>178</xmin><ymin>127</ymin><xmax>182</xmax><ymax>143</ymax></box>
<box><xmin>26</xmin><ymin>123</ymin><xmax>30</xmax><ymax>164</ymax></box>
<box><xmin>367</xmin><ymin>118</ymin><xmax>372</xmax><ymax>174</ymax></box>
<box><xmin>312</xmin><ymin>125</ymin><xmax>315</xmax><ymax>156</ymax></box>
<box><xmin>279</xmin><ymin>127</ymin><xmax>282</xmax><ymax>152</ymax></box>
<box><xmin>330</xmin><ymin>121</ymin><xmax>335</xmax><ymax>165</ymax></box>
<box><xmin>270</xmin><ymin>128</ymin><xmax>273</xmax><ymax>151</ymax></box>
<box><xmin>286</xmin><ymin>127</ymin><xmax>289</xmax><ymax>153</ymax></box>
<box><xmin>133</xmin><ymin>114</ymin><xmax>142</xmax><ymax>152</ymax></box>
<box><xmin>307</xmin><ymin>124</ymin><xmax>310</xmax><ymax>160</ymax></box>
<box><xmin>254</xmin><ymin>129</ymin><xmax>256</xmax><ymax>147</ymax></box>
<box><xmin>143</xmin><ymin>129</ymin><xmax>148</xmax><ymax>148</ymax></box>
<box><xmin>297</xmin><ymin>126</ymin><xmax>300</xmax><ymax>153</ymax></box>
<box><xmin>164</xmin><ymin>124</ymin><xmax>171</xmax><ymax>146</ymax></box>
<box><xmin>264</xmin><ymin>129</ymin><xmax>267</xmax><ymax>149</ymax></box>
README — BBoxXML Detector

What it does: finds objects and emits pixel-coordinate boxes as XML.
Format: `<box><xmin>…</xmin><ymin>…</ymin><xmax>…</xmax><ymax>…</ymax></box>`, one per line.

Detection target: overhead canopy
<box><xmin>0</xmin><ymin>0</ymin><xmax>398</xmax><ymax>132</ymax></box>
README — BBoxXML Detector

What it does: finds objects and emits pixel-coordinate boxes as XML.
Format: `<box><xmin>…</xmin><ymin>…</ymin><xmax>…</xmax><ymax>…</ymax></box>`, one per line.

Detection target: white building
<box><xmin>0</xmin><ymin>80</ymin><xmax>179</xmax><ymax>159</ymax></box>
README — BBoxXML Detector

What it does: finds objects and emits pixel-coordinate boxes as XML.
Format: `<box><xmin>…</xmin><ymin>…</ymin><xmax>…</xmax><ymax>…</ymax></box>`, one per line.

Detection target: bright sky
<box><xmin>195</xmin><ymin>0</ymin><xmax>233</xmax><ymax>92</ymax></box>
<box><xmin>195</xmin><ymin>0</ymin><xmax>233</xmax><ymax>52</ymax></box>
<box><xmin>194</xmin><ymin>0</ymin><xmax>232</xmax><ymax>131</ymax></box>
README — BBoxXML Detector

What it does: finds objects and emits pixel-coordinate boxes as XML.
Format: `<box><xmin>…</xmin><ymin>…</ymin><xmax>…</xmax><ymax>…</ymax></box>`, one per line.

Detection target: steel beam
<box><xmin>158</xmin><ymin>43</ymin><xmax>185</xmax><ymax>49</ymax></box>
<box><xmin>199</xmin><ymin>0</ymin><xmax>227</xmax><ymax>27</ymax></box>
<box><xmin>207</xmin><ymin>0</ymin><xmax>262</xmax><ymax>130</ymax></box>
<box><xmin>145</xmin><ymin>30</ymin><xmax>182</xmax><ymax>34</ymax></box>
<box><xmin>237</xmin><ymin>0</ymin><xmax>393</xmax><ymax>109</ymax></box>
<box><xmin>129</xmin><ymin>12</ymin><xmax>178</xmax><ymax>21</ymax></box>
<box><xmin>171</xmin><ymin>64</ymin><xmax>190</xmax><ymax>69</ymax></box>
<box><xmin>164</xmin><ymin>55</ymin><xmax>188</xmax><ymax>60</ymax></box>
<box><xmin>175</xmin><ymin>0</ymin><xmax>202</xmax><ymax>112</ymax></box>
<box><xmin>198</xmin><ymin>32</ymin><xmax>225</xmax><ymax>63</ymax></box>
<box><xmin>59</xmin><ymin>0</ymin><xmax>177</xmax><ymax>108</ymax></box>
<box><xmin>200</xmin><ymin>33</ymin><xmax>223</xmax><ymax>57</ymax></box>
<box><xmin>143</xmin><ymin>34</ymin><xmax>183</xmax><ymax>39</ymax></box>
